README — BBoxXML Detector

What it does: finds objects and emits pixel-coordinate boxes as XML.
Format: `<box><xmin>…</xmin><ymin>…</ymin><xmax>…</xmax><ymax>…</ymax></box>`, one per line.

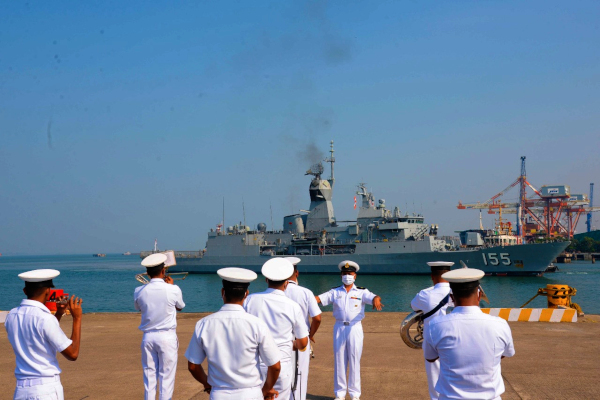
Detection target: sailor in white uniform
<box><xmin>424</xmin><ymin>268</ymin><xmax>515</xmax><ymax>400</ymax></box>
<box><xmin>410</xmin><ymin>261</ymin><xmax>454</xmax><ymax>400</ymax></box>
<box><xmin>315</xmin><ymin>261</ymin><xmax>383</xmax><ymax>400</ymax></box>
<box><xmin>283</xmin><ymin>257</ymin><xmax>322</xmax><ymax>400</ymax></box>
<box><xmin>5</xmin><ymin>269</ymin><xmax>83</xmax><ymax>400</ymax></box>
<box><xmin>186</xmin><ymin>268</ymin><xmax>281</xmax><ymax>400</ymax></box>
<box><xmin>134</xmin><ymin>253</ymin><xmax>185</xmax><ymax>400</ymax></box>
<box><xmin>244</xmin><ymin>258</ymin><xmax>309</xmax><ymax>400</ymax></box>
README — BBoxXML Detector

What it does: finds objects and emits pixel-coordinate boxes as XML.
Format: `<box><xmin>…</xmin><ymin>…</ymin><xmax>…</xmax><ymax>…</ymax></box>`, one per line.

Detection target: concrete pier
<box><xmin>1</xmin><ymin>312</ymin><xmax>599</xmax><ymax>399</ymax></box>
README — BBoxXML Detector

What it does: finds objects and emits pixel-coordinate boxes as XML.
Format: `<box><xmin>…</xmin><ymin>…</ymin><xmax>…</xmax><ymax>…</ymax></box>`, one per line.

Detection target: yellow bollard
<box><xmin>546</xmin><ymin>284</ymin><xmax>570</xmax><ymax>308</ymax></box>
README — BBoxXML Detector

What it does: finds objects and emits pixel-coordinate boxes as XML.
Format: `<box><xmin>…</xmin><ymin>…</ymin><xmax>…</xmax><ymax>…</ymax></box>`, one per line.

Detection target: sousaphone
<box><xmin>400</xmin><ymin>260</ymin><xmax>489</xmax><ymax>349</ymax></box>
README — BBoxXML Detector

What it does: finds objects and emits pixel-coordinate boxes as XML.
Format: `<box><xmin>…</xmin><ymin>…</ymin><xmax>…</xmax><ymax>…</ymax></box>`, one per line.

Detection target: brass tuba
<box><xmin>400</xmin><ymin>311</ymin><xmax>425</xmax><ymax>349</ymax></box>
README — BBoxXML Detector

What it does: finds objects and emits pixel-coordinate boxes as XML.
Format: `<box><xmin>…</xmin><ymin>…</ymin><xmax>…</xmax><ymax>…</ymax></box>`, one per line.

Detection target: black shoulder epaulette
<box><xmin>356</xmin><ymin>286</ymin><xmax>366</xmax><ymax>290</ymax></box>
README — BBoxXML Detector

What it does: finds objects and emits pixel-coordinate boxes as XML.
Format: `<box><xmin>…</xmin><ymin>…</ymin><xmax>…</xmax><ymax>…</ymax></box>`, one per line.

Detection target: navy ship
<box><xmin>142</xmin><ymin>142</ymin><xmax>568</xmax><ymax>276</ymax></box>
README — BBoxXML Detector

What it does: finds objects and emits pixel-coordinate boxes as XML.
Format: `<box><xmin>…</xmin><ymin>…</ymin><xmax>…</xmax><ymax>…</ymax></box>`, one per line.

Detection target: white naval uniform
<box><xmin>134</xmin><ymin>278</ymin><xmax>185</xmax><ymax>400</ymax></box>
<box><xmin>423</xmin><ymin>306</ymin><xmax>515</xmax><ymax>400</ymax></box>
<box><xmin>5</xmin><ymin>299</ymin><xmax>72</xmax><ymax>400</ymax></box>
<box><xmin>318</xmin><ymin>284</ymin><xmax>377</xmax><ymax>399</ymax></box>
<box><xmin>185</xmin><ymin>304</ymin><xmax>281</xmax><ymax>400</ymax></box>
<box><xmin>244</xmin><ymin>288</ymin><xmax>309</xmax><ymax>400</ymax></box>
<box><xmin>285</xmin><ymin>280</ymin><xmax>322</xmax><ymax>400</ymax></box>
<box><xmin>410</xmin><ymin>282</ymin><xmax>453</xmax><ymax>400</ymax></box>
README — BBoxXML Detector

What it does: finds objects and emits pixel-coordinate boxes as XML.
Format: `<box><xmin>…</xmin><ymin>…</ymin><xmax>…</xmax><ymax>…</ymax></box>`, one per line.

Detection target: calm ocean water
<box><xmin>1</xmin><ymin>254</ymin><xmax>598</xmax><ymax>314</ymax></box>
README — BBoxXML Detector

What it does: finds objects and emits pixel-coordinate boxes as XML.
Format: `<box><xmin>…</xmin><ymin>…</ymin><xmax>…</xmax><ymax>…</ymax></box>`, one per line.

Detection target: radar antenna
<box><xmin>305</xmin><ymin>162</ymin><xmax>324</xmax><ymax>178</ymax></box>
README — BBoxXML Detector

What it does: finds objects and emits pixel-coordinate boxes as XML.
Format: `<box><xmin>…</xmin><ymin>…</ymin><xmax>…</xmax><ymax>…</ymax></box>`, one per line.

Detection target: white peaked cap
<box><xmin>442</xmin><ymin>268</ymin><xmax>485</xmax><ymax>283</ymax></box>
<box><xmin>427</xmin><ymin>261</ymin><xmax>455</xmax><ymax>267</ymax></box>
<box><xmin>284</xmin><ymin>257</ymin><xmax>301</xmax><ymax>266</ymax></box>
<box><xmin>18</xmin><ymin>269</ymin><xmax>60</xmax><ymax>282</ymax></box>
<box><xmin>338</xmin><ymin>260</ymin><xmax>360</xmax><ymax>272</ymax></box>
<box><xmin>217</xmin><ymin>267</ymin><xmax>258</xmax><ymax>283</ymax></box>
<box><xmin>141</xmin><ymin>253</ymin><xmax>168</xmax><ymax>268</ymax></box>
<box><xmin>262</xmin><ymin>258</ymin><xmax>294</xmax><ymax>281</ymax></box>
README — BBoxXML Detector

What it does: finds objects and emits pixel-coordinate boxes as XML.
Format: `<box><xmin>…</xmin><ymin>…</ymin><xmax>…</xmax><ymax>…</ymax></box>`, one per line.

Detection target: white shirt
<box><xmin>284</xmin><ymin>280</ymin><xmax>322</xmax><ymax>329</ymax></box>
<box><xmin>423</xmin><ymin>306</ymin><xmax>516</xmax><ymax>400</ymax></box>
<box><xmin>5</xmin><ymin>299</ymin><xmax>73</xmax><ymax>379</ymax></box>
<box><xmin>410</xmin><ymin>282</ymin><xmax>453</xmax><ymax>335</ymax></box>
<box><xmin>134</xmin><ymin>278</ymin><xmax>185</xmax><ymax>332</ymax></box>
<box><xmin>185</xmin><ymin>304</ymin><xmax>280</xmax><ymax>390</ymax></box>
<box><xmin>244</xmin><ymin>288</ymin><xmax>309</xmax><ymax>361</ymax></box>
<box><xmin>318</xmin><ymin>284</ymin><xmax>377</xmax><ymax>323</ymax></box>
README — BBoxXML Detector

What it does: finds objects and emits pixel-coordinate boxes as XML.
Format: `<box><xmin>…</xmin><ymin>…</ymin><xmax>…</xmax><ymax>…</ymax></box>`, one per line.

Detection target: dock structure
<box><xmin>1</xmin><ymin>312</ymin><xmax>599</xmax><ymax>399</ymax></box>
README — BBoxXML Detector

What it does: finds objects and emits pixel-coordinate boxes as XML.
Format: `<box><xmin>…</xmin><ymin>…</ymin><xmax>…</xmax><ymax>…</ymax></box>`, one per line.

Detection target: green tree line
<box><xmin>566</xmin><ymin>237</ymin><xmax>600</xmax><ymax>253</ymax></box>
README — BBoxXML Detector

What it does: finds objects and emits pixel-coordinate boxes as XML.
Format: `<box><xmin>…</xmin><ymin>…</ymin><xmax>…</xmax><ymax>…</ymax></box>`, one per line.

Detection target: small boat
<box><xmin>93</xmin><ymin>254</ymin><xmax>106</xmax><ymax>257</ymax></box>
<box><xmin>123</xmin><ymin>252</ymin><xmax>131</xmax><ymax>256</ymax></box>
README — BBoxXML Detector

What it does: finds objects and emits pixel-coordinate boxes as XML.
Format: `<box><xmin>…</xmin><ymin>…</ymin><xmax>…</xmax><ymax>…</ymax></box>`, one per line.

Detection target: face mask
<box><xmin>342</xmin><ymin>275</ymin><xmax>355</xmax><ymax>285</ymax></box>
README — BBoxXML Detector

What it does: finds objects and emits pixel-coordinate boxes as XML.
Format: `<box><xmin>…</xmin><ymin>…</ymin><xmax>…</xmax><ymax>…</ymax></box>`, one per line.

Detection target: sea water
<box><xmin>0</xmin><ymin>254</ymin><xmax>598</xmax><ymax>314</ymax></box>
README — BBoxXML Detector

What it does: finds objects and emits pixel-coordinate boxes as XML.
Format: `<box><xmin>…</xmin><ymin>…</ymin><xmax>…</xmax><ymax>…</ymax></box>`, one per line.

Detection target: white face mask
<box><xmin>342</xmin><ymin>275</ymin><xmax>355</xmax><ymax>285</ymax></box>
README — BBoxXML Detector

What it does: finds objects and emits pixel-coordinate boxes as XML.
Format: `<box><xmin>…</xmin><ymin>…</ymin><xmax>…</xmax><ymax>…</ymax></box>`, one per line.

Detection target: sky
<box><xmin>1</xmin><ymin>1</ymin><xmax>599</xmax><ymax>255</ymax></box>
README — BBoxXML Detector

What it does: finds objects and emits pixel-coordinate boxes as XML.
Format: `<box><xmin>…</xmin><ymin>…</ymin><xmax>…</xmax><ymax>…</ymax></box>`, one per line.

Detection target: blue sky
<box><xmin>1</xmin><ymin>1</ymin><xmax>599</xmax><ymax>255</ymax></box>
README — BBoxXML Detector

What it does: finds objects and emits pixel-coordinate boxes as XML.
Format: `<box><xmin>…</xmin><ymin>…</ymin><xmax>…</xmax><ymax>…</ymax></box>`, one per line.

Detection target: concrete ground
<box><xmin>1</xmin><ymin>312</ymin><xmax>599</xmax><ymax>400</ymax></box>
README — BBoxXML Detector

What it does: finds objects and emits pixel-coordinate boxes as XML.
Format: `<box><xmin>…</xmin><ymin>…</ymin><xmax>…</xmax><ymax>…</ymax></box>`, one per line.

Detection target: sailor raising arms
<box><xmin>5</xmin><ymin>269</ymin><xmax>83</xmax><ymax>400</ymax></box>
<box><xmin>283</xmin><ymin>257</ymin><xmax>322</xmax><ymax>400</ymax></box>
<box><xmin>410</xmin><ymin>261</ymin><xmax>454</xmax><ymax>400</ymax></box>
<box><xmin>134</xmin><ymin>253</ymin><xmax>185</xmax><ymax>400</ymax></box>
<box><xmin>185</xmin><ymin>268</ymin><xmax>281</xmax><ymax>400</ymax></box>
<box><xmin>424</xmin><ymin>268</ymin><xmax>515</xmax><ymax>400</ymax></box>
<box><xmin>244</xmin><ymin>258</ymin><xmax>310</xmax><ymax>400</ymax></box>
<box><xmin>315</xmin><ymin>261</ymin><xmax>383</xmax><ymax>400</ymax></box>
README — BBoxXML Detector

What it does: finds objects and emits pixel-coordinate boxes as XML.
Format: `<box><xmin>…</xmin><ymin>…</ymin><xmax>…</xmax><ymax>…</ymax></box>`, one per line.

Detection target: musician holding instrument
<box><xmin>315</xmin><ymin>261</ymin><xmax>383</xmax><ymax>400</ymax></box>
<box><xmin>283</xmin><ymin>257</ymin><xmax>322</xmax><ymax>400</ymax></box>
<box><xmin>410</xmin><ymin>261</ymin><xmax>454</xmax><ymax>400</ymax></box>
<box><xmin>134</xmin><ymin>253</ymin><xmax>185</xmax><ymax>400</ymax></box>
<box><xmin>5</xmin><ymin>269</ymin><xmax>83</xmax><ymax>400</ymax></box>
<box><xmin>186</xmin><ymin>268</ymin><xmax>281</xmax><ymax>400</ymax></box>
<box><xmin>423</xmin><ymin>268</ymin><xmax>515</xmax><ymax>400</ymax></box>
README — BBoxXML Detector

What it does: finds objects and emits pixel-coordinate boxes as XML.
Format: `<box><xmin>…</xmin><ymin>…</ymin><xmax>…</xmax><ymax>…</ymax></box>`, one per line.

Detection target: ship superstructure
<box><xmin>142</xmin><ymin>142</ymin><xmax>569</xmax><ymax>276</ymax></box>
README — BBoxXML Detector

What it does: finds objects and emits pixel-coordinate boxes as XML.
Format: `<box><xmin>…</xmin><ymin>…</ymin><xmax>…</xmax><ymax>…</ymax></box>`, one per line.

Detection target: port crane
<box><xmin>457</xmin><ymin>158</ymin><xmax>600</xmax><ymax>241</ymax></box>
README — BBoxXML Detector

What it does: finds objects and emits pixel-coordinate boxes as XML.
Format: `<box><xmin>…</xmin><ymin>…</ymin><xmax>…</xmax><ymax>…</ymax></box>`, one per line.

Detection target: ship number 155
<box><xmin>482</xmin><ymin>253</ymin><xmax>511</xmax><ymax>266</ymax></box>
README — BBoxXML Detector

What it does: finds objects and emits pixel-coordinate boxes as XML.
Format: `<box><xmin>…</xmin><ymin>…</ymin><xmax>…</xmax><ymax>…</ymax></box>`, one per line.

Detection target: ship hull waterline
<box><xmin>166</xmin><ymin>241</ymin><xmax>569</xmax><ymax>277</ymax></box>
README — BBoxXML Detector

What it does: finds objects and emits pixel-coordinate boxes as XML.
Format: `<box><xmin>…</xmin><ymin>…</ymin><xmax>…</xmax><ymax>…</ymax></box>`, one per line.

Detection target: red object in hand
<box><xmin>45</xmin><ymin>289</ymin><xmax>64</xmax><ymax>311</ymax></box>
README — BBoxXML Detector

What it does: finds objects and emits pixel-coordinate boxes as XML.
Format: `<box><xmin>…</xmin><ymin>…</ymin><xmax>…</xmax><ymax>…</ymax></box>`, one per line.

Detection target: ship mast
<box><xmin>325</xmin><ymin>140</ymin><xmax>335</xmax><ymax>188</ymax></box>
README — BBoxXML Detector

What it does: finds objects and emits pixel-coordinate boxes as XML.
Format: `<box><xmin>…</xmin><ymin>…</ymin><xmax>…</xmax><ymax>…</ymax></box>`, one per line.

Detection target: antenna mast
<box><xmin>587</xmin><ymin>183</ymin><xmax>594</xmax><ymax>232</ymax></box>
<box><xmin>325</xmin><ymin>140</ymin><xmax>335</xmax><ymax>187</ymax></box>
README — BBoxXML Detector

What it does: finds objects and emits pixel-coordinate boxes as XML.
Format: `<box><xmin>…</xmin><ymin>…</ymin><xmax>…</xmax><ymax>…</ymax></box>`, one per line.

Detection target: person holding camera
<box><xmin>5</xmin><ymin>269</ymin><xmax>83</xmax><ymax>400</ymax></box>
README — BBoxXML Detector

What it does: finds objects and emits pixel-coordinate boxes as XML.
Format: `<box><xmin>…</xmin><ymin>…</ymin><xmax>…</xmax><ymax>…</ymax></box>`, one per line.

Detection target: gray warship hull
<box><xmin>163</xmin><ymin>241</ymin><xmax>567</xmax><ymax>276</ymax></box>
<box><xmin>143</xmin><ymin>142</ymin><xmax>569</xmax><ymax>276</ymax></box>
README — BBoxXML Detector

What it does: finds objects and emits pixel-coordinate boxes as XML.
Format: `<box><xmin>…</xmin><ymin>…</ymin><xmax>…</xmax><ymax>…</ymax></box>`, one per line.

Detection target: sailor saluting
<box><xmin>410</xmin><ymin>261</ymin><xmax>454</xmax><ymax>400</ymax></box>
<box><xmin>5</xmin><ymin>269</ymin><xmax>83</xmax><ymax>400</ymax></box>
<box><xmin>244</xmin><ymin>258</ymin><xmax>309</xmax><ymax>400</ymax></box>
<box><xmin>424</xmin><ymin>268</ymin><xmax>515</xmax><ymax>400</ymax></box>
<box><xmin>134</xmin><ymin>253</ymin><xmax>185</xmax><ymax>400</ymax></box>
<box><xmin>315</xmin><ymin>261</ymin><xmax>383</xmax><ymax>400</ymax></box>
<box><xmin>186</xmin><ymin>268</ymin><xmax>281</xmax><ymax>400</ymax></box>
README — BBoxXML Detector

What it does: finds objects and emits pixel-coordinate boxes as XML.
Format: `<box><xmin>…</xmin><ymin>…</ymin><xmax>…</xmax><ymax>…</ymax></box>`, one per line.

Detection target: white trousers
<box><xmin>290</xmin><ymin>341</ymin><xmax>311</xmax><ymax>400</ymax></box>
<box><xmin>141</xmin><ymin>330</ymin><xmax>179</xmax><ymax>400</ymax></box>
<box><xmin>210</xmin><ymin>385</ymin><xmax>263</xmax><ymax>400</ymax></box>
<box><xmin>14</xmin><ymin>378</ymin><xmax>63</xmax><ymax>400</ymax></box>
<box><xmin>424</xmin><ymin>356</ymin><xmax>441</xmax><ymax>400</ymax></box>
<box><xmin>333</xmin><ymin>322</ymin><xmax>363</xmax><ymax>399</ymax></box>
<box><xmin>261</xmin><ymin>358</ymin><xmax>293</xmax><ymax>400</ymax></box>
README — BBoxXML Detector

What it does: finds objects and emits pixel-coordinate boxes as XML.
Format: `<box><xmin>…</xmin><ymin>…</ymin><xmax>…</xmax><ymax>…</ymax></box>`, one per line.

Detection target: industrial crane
<box><xmin>457</xmin><ymin>158</ymin><xmax>600</xmax><ymax>241</ymax></box>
